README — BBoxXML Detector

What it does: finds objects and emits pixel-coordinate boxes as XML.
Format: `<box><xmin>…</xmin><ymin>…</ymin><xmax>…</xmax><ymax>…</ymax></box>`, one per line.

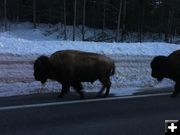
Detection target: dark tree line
<box><xmin>0</xmin><ymin>0</ymin><xmax>180</xmax><ymax>42</ymax></box>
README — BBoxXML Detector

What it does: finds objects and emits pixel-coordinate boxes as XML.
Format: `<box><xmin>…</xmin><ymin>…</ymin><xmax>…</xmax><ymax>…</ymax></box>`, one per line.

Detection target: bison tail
<box><xmin>111</xmin><ymin>63</ymin><xmax>115</xmax><ymax>76</ymax></box>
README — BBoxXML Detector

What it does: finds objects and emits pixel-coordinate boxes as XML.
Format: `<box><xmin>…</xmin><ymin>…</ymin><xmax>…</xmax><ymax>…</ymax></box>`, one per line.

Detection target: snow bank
<box><xmin>0</xmin><ymin>35</ymin><xmax>179</xmax><ymax>56</ymax></box>
<box><xmin>0</xmin><ymin>23</ymin><xmax>180</xmax><ymax>97</ymax></box>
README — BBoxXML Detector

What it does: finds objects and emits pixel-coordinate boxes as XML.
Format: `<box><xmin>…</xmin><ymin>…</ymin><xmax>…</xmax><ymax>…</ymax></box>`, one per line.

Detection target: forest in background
<box><xmin>0</xmin><ymin>0</ymin><xmax>180</xmax><ymax>43</ymax></box>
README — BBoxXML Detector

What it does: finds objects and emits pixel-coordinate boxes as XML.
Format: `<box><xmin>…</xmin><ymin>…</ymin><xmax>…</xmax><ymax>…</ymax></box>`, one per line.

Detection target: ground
<box><xmin>0</xmin><ymin>23</ymin><xmax>179</xmax><ymax>97</ymax></box>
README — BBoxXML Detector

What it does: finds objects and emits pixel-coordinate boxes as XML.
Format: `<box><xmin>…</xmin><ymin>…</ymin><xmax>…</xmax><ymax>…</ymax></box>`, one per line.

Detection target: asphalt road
<box><xmin>0</xmin><ymin>93</ymin><xmax>180</xmax><ymax>135</ymax></box>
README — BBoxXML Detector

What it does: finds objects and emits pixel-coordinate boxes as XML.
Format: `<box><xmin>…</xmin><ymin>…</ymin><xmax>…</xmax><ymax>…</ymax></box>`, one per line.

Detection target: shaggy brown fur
<box><xmin>34</xmin><ymin>50</ymin><xmax>115</xmax><ymax>98</ymax></box>
<box><xmin>151</xmin><ymin>50</ymin><xmax>180</xmax><ymax>97</ymax></box>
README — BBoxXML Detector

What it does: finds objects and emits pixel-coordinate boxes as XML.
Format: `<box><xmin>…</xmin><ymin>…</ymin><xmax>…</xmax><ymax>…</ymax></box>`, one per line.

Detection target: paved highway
<box><xmin>0</xmin><ymin>93</ymin><xmax>180</xmax><ymax>135</ymax></box>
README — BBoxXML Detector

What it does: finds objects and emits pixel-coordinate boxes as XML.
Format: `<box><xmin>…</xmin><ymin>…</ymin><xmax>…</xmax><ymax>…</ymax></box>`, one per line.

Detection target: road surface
<box><xmin>0</xmin><ymin>93</ymin><xmax>180</xmax><ymax>135</ymax></box>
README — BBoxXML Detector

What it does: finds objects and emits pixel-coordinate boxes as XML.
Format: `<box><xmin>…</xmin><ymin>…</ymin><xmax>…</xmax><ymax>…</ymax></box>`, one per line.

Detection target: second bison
<box><xmin>34</xmin><ymin>50</ymin><xmax>115</xmax><ymax>98</ymax></box>
<box><xmin>151</xmin><ymin>50</ymin><xmax>180</xmax><ymax>97</ymax></box>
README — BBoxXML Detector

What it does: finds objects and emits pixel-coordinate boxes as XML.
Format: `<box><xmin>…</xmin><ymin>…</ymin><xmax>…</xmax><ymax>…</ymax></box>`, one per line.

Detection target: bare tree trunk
<box><xmin>48</xmin><ymin>6</ymin><xmax>52</xmax><ymax>28</ymax></box>
<box><xmin>138</xmin><ymin>0</ymin><xmax>145</xmax><ymax>42</ymax></box>
<box><xmin>116</xmin><ymin>0</ymin><xmax>123</xmax><ymax>42</ymax></box>
<box><xmin>16</xmin><ymin>0</ymin><xmax>20</xmax><ymax>22</ymax></box>
<box><xmin>82</xmin><ymin>0</ymin><xmax>86</xmax><ymax>41</ymax></box>
<box><xmin>73</xmin><ymin>0</ymin><xmax>77</xmax><ymax>41</ymax></box>
<box><xmin>158</xmin><ymin>0</ymin><xmax>161</xmax><ymax>39</ymax></box>
<box><xmin>165</xmin><ymin>19</ymin><xmax>169</xmax><ymax>42</ymax></box>
<box><xmin>93</xmin><ymin>1</ymin><xmax>96</xmax><ymax>40</ymax></box>
<box><xmin>172</xmin><ymin>13</ymin><xmax>176</xmax><ymax>43</ymax></box>
<box><xmin>141</xmin><ymin>1</ymin><xmax>145</xmax><ymax>42</ymax></box>
<box><xmin>63</xmin><ymin>0</ymin><xmax>67</xmax><ymax>40</ymax></box>
<box><xmin>165</xmin><ymin>10</ymin><xmax>174</xmax><ymax>43</ymax></box>
<box><xmin>121</xmin><ymin>0</ymin><xmax>126</xmax><ymax>42</ymax></box>
<box><xmin>102</xmin><ymin>0</ymin><xmax>106</xmax><ymax>32</ymax></box>
<box><xmin>169</xmin><ymin>10</ymin><xmax>175</xmax><ymax>43</ymax></box>
<box><xmin>4</xmin><ymin>0</ymin><xmax>7</xmax><ymax>31</ymax></box>
<box><xmin>0</xmin><ymin>1</ymin><xmax>2</xmax><ymax>30</ymax></box>
<box><xmin>33</xmin><ymin>0</ymin><xmax>36</xmax><ymax>29</ymax></box>
<box><xmin>0</xmin><ymin>1</ymin><xmax>4</xmax><ymax>31</ymax></box>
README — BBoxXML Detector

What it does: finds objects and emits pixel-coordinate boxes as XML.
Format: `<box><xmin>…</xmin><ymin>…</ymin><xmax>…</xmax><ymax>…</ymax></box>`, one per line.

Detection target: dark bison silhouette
<box><xmin>34</xmin><ymin>50</ymin><xmax>115</xmax><ymax>98</ymax></box>
<box><xmin>151</xmin><ymin>50</ymin><xmax>180</xmax><ymax>97</ymax></box>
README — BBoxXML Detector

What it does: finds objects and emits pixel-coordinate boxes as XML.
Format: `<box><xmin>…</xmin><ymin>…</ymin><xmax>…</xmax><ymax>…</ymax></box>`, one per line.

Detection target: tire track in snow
<box><xmin>0</xmin><ymin>54</ymin><xmax>36</xmax><ymax>83</ymax></box>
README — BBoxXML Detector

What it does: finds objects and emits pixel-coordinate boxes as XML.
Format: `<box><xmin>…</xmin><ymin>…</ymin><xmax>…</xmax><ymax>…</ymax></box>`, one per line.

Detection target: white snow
<box><xmin>0</xmin><ymin>23</ymin><xmax>180</xmax><ymax>97</ymax></box>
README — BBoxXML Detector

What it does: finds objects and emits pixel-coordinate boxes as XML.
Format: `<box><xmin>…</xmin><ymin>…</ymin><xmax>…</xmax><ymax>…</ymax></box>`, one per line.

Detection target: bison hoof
<box><xmin>57</xmin><ymin>94</ymin><xmax>64</xmax><ymax>98</ymax></box>
<box><xmin>171</xmin><ymin>93</ymin><xmax>178</xmax><ymax>98</ymax></box>
<box><xmin>103</xmin><ymin>94</ymin><xmax>109</xmax><ymax>98</ymax></box>
<box><xmin>96</xmin><ymin>94</ymin><xmax>108</xmax><ymax>98</ymax></box>
<box><xmin>79</xmin><ymin>94</ymin><xmax>84</xmax><ymax>99</ymax></box>
<box><xmin>96</xmin><ymin>94</ymin><xmax>102</xmax><ymax>98</ymax></box>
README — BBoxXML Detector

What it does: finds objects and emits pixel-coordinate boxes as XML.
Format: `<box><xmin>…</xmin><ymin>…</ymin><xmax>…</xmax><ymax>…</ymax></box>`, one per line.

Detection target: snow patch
<box><xmin>0</xmin><ymin>22</ymin><xmax>179</xmax><ymax>97</ymax></box>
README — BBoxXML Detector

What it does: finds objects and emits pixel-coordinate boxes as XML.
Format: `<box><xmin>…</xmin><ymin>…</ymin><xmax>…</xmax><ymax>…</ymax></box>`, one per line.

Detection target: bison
<box><xmin>34</xmin><ymin>50</ymin><xmax>115</xmax><ymax>98</ymax></box>
<box><xmin>151</xmin><ymin>50</ymin><xmax>180</xmax><ymax>97</ymax></box>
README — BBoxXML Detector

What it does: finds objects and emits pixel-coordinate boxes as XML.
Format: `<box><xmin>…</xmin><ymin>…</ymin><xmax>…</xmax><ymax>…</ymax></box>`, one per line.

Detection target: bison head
<box><xmin>151</xmin><ymin>56</ymin><xmax>169</xmax><ymax>81</ymax></box>
<box><xmin>33</xmin><ymin>56</ymin><xmax>51</xmax><ymax>84</ymax></box>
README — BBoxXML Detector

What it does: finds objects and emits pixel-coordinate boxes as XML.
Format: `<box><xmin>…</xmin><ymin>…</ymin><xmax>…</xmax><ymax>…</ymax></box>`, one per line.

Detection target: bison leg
<box><xmin>98</xmin><ymin>86</ymin><xmax>106</xmax><ymax>97</ymax></box>
<box><xmin>171</xmin><ymin>82</ymin><xmax>180</xmax><ymax>98</ymax></box>
<box><xmin>72</xmin><ymin>82</ymin><xmax>84</xmax><ymax>99</ymax></box>
<box><xmin>58</xmin><ymin>83</ymin><xmax>70</xmax><ymax>98</ymax></box>
<box><xmin>99</xmin><ymin>77</ymin><xmax>111</xmax><ymax>97</ymax></box>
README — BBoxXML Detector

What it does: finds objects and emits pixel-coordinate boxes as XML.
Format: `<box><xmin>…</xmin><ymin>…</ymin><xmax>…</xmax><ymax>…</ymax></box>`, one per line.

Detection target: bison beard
<box><xmin>34</xmin><ymin>50</ymin><xmax>115</xmax><ymax>99</ymax></box>
<box><xmin>151</xmin><ymin>50</ymin><xmax>180</xmax><ymax>97</ymax></box>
